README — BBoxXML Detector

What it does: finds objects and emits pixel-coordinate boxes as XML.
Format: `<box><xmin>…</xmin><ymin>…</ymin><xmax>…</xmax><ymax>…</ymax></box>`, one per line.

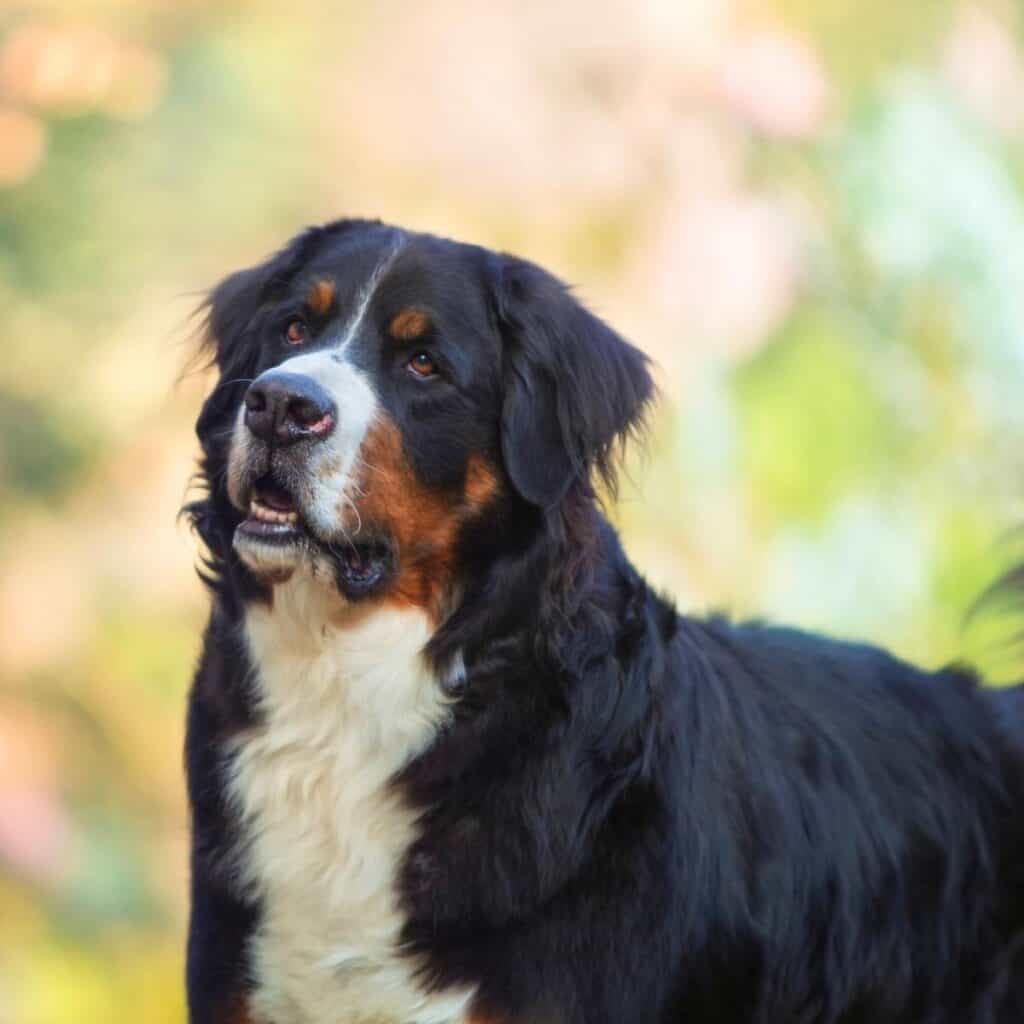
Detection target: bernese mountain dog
<box><xmin>185</xmin><ymin>218</ymin><xmax>1024</xmax><ymax>1023</ymax></box>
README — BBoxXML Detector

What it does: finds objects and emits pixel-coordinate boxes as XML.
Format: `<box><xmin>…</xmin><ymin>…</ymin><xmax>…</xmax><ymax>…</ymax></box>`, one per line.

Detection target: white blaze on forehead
<box><xmin>336</xmin><ymin>236</ymin><xmax>405</xmax><ymax>351</ymax></box>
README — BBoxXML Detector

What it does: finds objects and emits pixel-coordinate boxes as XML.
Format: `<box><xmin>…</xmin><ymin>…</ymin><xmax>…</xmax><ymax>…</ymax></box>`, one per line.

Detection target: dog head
<box><xmin>191</xmin><ymin>219</ymin><xmax>653</xmax><ymax>620</ymax></box>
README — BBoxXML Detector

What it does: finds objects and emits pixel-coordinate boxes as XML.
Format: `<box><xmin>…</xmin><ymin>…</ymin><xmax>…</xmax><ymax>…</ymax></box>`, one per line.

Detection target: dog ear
<box><xmin>193</xmin><ymin>259</ymin><xmax>279</xmax><ymax>444</ymax></box>
<box><xmin>200</xmin><ymin>226</ymin><xmax>328</xmax><ymax>367</ymax></box>
<box><xmin>490</xmin><ymin>254</ymin><xmax>654</xmax><ymax>508</ymax></box>
<box><xmin>197</xmin><ymin>220</ymin><xmax>373</xmax><ymax>373</ymax></box>
<box><xmin>204</xmin><ymin>263</ymin><xmax>271</xmax><ymax>367</ymax></box>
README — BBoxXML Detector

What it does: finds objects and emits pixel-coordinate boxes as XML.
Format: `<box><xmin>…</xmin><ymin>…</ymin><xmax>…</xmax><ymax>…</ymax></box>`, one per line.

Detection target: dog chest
<box><xmin>229</xmin><ymin>596</ymin><xmax>473</xmax><ymax>1024</ymax></box>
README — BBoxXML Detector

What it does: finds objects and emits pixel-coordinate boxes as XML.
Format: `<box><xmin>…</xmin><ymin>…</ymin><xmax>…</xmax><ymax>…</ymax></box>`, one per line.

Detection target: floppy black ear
<box><xmin>193</xmin><ymin>261</ymin><xmax>277</xmax><ymax>444</ymax></box>
<box><xmin>490</xmin><ymin>254</ymin><xmax>654</xmax><ymax>508</ymax></box>
<box><xmin>199</xmin><ymin>225</ymin><xmax>330</xmax><ymax>369</ymax></box>
<box><xmin>197</xmin><ymin>219</ymin><xmax>374</xmax><ymax>375</ymax></box>
<box><xmin>203</xmin><ymin>263</ymin><xmax>271</xmax><ymax>367</ymax></box>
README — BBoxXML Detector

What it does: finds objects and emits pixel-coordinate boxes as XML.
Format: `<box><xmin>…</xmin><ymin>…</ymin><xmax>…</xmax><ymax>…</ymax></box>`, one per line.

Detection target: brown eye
<box><xmin>408</xmin><ymin>351</ymin><xmax>437</xmax><ymax>378</ymax></box>
<box><xmin>284</xmin><ymin>319</ymin><xmax>307</xmax><ymax>345</ymax></box>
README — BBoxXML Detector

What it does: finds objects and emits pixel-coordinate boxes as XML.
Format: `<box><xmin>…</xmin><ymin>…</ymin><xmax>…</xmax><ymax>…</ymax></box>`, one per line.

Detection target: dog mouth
<box><xmin>333</xmin><ymin>539</ymin><xmax>390</xmax><ymax>591</ymax></box>
<box><xmin>234</xmin><ymin>474</ymin><xmax>390</xmax><ymax>591</ymax></box>
<box><xmin>238</xmin><ymin>478</ymin><xmax>303</xmax><ymax>542</ymax></box>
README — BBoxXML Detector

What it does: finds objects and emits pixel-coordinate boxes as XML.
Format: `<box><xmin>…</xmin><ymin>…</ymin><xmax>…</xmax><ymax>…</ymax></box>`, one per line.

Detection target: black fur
<box><xmin>185</xmin><ymin>219</ymin><xmax>1024</xmax><ymax>1023</ymax></box>
<box><xmin>492</xmin><ymin>252</ymin><xmax>653</xmax><ymax>507</ymax></box>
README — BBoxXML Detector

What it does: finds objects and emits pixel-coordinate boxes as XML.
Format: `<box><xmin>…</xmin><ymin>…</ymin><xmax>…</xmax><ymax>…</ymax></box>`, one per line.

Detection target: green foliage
<box><xmin>0</xmin><ymin>390</ymin><xmax>96</xmax><ymax>504</ymax></box>
<box><xmin>734</xmin><ymin>310</ymin><xmax>903</xmax><ymax>528</ymax></box>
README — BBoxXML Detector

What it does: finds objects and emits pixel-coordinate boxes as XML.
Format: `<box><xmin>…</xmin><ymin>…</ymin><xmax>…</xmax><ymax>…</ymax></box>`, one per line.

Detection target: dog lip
<box><xmin>236</xmin><ymin>516</ymin><xmax>303</xmax><ymax>542</ymax></box>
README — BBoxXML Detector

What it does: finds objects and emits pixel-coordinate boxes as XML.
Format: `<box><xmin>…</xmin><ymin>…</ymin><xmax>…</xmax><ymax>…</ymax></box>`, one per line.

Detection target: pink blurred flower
<box><xmin>0</xmin><ymin>708</ymin><xmax>72</xmax><ymax>885</ymax></box>
<box><xmin>640</xmin><ymin>193</ymin><xmax>803</xmax><ymax>362</ymax></box>
<box><xmin>0</xmin><ymin>18</ymin><xmax>166</xmax><ymax>119</ymax></box>
<box><xmin>0</xmin><ymin>20</ymin><xmax>117</xmax><ymax>111</ymax></box>
<box><xmin>0</xmin><ymin>789</ymin><xmax>73</xmax><ymax>885</ymax></box>
<box><xmin>717</xmin><ymin>28</ymin><xmax>830</xmax><ymax>139</ymax></box>
<box><xmin>943</xmin><ymin>5</ymin><xmax>1024</xmax><ymax>134</ymax></box>
<box><xmin>321</xmin><ymin>0</ymin><xmax>737</xmax><ymax>215</ymax></box>
<box><xmin>0</xmin><ymin>108</ymin><xmax>46</xmax><ymax>186</ymax></box>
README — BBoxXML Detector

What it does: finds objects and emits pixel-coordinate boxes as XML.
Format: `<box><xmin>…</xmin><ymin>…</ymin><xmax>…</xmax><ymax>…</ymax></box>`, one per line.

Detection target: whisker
<box><xmin>356</xmin><ymin>458</ymin><xmax>384</xmax><ymax>476</ymax></box>
<box><xmin>337</xmin><ymin>493</ymin><xmax>363</xmax><ymax>537</ymax></box>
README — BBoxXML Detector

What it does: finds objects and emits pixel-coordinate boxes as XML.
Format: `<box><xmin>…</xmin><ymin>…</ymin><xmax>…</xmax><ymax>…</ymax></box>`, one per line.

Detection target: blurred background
<box><xmin>3</xmin><ymin>0</ymin><xmax>1024</xmax><ymax>1020</ymax></box>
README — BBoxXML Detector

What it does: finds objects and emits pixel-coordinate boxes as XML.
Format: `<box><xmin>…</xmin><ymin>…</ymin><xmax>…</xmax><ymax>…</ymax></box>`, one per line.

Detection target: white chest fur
<box><xmin>229</xmin><ymin>582</ymin><xmax>473</xmax><ymax>1024</ymax></box>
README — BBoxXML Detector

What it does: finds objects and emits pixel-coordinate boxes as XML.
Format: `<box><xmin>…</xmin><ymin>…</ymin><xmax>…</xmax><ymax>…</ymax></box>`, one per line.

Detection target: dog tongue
<box><xmin>258</xmin><ymin>483</ymin><xmax>295</xmax><ymax>512</ymax></box>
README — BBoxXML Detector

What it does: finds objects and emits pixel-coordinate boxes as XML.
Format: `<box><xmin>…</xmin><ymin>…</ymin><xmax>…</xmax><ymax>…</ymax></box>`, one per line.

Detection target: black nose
<box><xmin>243</xmin><ymin>371</ymin><xmax>336</xmax><ymax>446</ymax></box>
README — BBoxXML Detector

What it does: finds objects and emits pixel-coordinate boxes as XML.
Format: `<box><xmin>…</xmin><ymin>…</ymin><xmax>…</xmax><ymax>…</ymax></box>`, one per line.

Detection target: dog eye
<box><xmin>283</xmin><ymin>319</ymin><xmax>307</xmax><ymax>346</ymax></box>
<box><xmin>407</xmin><ymin>351</ymin><xmax>437</xmax><ymax>378</ymax></box>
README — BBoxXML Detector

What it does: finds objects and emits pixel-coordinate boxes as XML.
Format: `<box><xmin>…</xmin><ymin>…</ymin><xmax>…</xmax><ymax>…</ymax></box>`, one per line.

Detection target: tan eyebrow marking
<box><xmin>388</xmin><ymin>307</ymin><xmax>432</xmax><ymax>342</ymax></box>
<box><xmin>306</xmin><ymin>279</ymin><xmax>335</xmax><ymax>315</ymax></box>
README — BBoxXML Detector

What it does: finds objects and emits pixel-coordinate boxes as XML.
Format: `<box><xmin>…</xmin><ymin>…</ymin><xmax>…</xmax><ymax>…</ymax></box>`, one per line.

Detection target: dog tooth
<box><xmin>245</xmin><ymin>499</ymin><xmax>299</xmax><ymax>527</ymax></box>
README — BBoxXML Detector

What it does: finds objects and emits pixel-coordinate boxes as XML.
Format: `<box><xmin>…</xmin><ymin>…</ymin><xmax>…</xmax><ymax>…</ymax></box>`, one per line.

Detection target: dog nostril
<box><xmin>287</xmin><ymin>396</ymin><xmax>329</xmax><ymax>428</ymax></box>
<box><xmin>244</xmin><ymin>387</ymin><xmax>267</xmax><ymax>414</ymax></box>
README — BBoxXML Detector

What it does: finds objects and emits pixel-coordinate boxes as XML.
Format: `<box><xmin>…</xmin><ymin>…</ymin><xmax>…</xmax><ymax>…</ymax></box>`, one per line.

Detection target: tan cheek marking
<box><xmin>346</xmin><ymin>424</ymin><xmax>499</xmax><ymax>620</ymax></box>
<box><xmin>388</xmin><ymin>307</ymin><xmax>431</xmax><ymax>341</ymax></box>
<box><xmin>464</xmin><ymin>452</ymin><xmax>500</xmax><ymax>512</ymax></box>
<box><xmin>306</xmin><ymin>279</ymin><xmax>335</xmax><ymax>315</ymax></box>
<box><xmin>348</xmin><ymin>418</ymin><xmax>457</xmax><ymax>620</ymax></box>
